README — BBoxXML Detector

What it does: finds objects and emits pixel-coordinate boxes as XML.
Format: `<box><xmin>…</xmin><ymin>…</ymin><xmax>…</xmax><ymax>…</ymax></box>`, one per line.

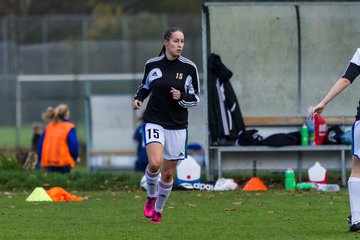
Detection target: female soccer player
<box><xmin>310</xmin><ymin>48</ymin><xmax>360</xmax><ymax>232</ymax></box>
<box><xmin>132</xmin><ymin>27</ymin><xmax>200</xmax><ymax>223</ymax></box>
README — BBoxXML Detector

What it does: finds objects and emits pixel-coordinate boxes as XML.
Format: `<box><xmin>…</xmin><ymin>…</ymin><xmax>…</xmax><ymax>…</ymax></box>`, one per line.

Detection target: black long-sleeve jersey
<box><xmin>133</xmin><ymin>55</ymin><xmax>200</xmax><ymax>129</ymax></box>
<box><xmin>343</xmin><ymin>48</ymin><xmax>360</xmax><ymax>120</ymax></box>
<box><xmin>343</xmin><ymin>48</ymin><xmax>360</xmax><ymax>83</ymax></box>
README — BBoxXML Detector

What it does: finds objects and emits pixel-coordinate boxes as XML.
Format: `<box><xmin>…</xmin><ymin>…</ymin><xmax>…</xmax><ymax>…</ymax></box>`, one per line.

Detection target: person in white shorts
<box><xmin>132</xmin><ymin>27</ymin><xmax>200</xmax><ymax>224</ymax></box>
<box><xmin>310</xmin><ymin>48</ymin><xmax>360</xmax><ymax>232</ymax></box>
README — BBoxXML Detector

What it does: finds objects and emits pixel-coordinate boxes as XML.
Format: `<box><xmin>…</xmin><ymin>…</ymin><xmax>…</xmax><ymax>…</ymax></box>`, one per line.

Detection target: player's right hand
<box><xmin>132</xmin><ymin>99</ymin><xmax>142</xmax><ymax>110</ymax></box>
<box><xmin>309</xmin><ymin>102</ymin><xmax>325</xmax><ymax>119</ymax></box>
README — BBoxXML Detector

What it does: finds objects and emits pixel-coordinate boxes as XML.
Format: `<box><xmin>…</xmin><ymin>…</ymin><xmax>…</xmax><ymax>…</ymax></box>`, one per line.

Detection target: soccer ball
<box><xmin>140</xmin><ymin>175</ymin><xmax>147</xmax><ymax>190</ymax></box>
<box><xmin>139</xmin><ymin>173</ymin><xmax>161</xmax><ymax>191</ymax></box>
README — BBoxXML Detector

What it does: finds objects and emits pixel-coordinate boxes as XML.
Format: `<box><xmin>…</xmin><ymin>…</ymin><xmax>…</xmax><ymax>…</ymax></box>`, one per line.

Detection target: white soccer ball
<box><xmin>140</xmin><ymin>175</ymin><xmax>147</xmax><ymax>190</ymax></box>
<box><xmin>139</xmin><ymin>173</ymin><xmax>161</xmax><ymax>191</ymax></box>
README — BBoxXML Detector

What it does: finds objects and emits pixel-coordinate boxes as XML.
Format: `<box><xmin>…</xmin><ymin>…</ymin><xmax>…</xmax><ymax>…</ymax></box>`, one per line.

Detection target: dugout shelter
<box><xmin>202</xmin><ymin>2</ymin><xmax>360</xmax><ymax>180</ymax></box>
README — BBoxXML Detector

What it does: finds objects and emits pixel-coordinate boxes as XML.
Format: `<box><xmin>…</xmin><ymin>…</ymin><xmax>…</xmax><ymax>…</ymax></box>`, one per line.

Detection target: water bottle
<box><xmin>301</xmin><ymin>124</ymin><xmax>309</xmax><ymax>146</ymax></box>
<box><xmin>296</xmin><ymin>182</ymin><xmax>315</xmax><ymax>190</ymax></box>
<box><xmin>307</xmin><ymin>106</ymin><xmax>315</xmax><ymax>145</ymax></box>
<box><xmin>315</xmin><ymin>184</ymin><xmax>340</xmax><ymax>192</ymax></box>
<box><xmin>307</xmin><ymin>119</ymin><xmax>315</xmax><ymax>146</ymax></box>
<box><xmin>285</xmin><ymin>169</ymin><xmax>296</xmax><ymax>190</ymax></box>
<box><xmin>308</xmin><ymin>129</ymin><xmax>315</xmax><ymax>146</ymax></box>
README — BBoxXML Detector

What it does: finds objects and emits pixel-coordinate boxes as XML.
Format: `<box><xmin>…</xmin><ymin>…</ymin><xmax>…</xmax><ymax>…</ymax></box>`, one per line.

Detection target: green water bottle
<box><xmin>285</xmin><ymin>169</ymin><xmax>296</xmax><ymax>190</ymax></box>
<box><xmin>296</xmin><ymin>182</ymin><xmax>315</xmax><ymax>190</ymax></box>
<box><xmin>301</xmin><ymin>124</ymin><xmax>309</xmax><ymax>146</ymax></box>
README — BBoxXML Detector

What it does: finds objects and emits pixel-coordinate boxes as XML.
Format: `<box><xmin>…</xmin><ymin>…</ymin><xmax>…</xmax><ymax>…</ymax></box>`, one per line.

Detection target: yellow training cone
<box><xmin>26</xmin><ymin>187</ymin><xmax>53</xmax><ymax>202</ymax></box>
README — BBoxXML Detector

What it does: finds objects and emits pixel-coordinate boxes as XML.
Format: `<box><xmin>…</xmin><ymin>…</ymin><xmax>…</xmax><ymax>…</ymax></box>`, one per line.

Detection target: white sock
<box><xmin>145</xmin><ymin>166</ymin><xmax>160</xmax><ymax>197</ymax></box>
<box><xmin>155</xmin><ymin>179</ymin><xmax>173</xmax><ymax>213</ymax></box>
<box><xmin>348</xmin><ymin>177</ymin><xmax>360</xmax><ymax>224</ymax></box>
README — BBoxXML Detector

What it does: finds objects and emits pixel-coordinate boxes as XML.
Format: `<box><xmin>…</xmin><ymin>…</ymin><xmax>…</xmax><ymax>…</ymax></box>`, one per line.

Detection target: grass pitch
<box><xmin>0</xmin><ymin>188</ymin><xmax>357</xmax><ymax>240</ymax></box>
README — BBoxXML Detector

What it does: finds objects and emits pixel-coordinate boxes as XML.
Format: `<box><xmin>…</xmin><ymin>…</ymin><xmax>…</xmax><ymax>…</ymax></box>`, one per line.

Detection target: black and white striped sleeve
<box><xmin>342</xmin><ymin>48</ymin><xmax>360</xmax><ymax>83</ymax></box>
<box><xmin>178</xmin><ymin>65</ymin><xmax>200</xmax><ymax>108</ymax></box>
<box><xmin>133</xmin><ymin>65</ymin><xmax>151</xmax><ymax>101</ymax></box>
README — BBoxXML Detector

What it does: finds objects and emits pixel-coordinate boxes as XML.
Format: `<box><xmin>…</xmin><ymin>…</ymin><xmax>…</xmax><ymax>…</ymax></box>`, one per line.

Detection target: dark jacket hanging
<box><xmin>207</xmin><ymin>53</ymin><xmax>246</xmax><ymax>145</ymax></box>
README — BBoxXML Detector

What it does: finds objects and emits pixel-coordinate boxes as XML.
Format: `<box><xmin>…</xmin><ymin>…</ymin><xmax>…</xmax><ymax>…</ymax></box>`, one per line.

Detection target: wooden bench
<box><xmin>209</xmin><ymin>145</ymin><xmax>351</xmax><ymax>186</ymax></box>
<box><xmin>208</xmin><ymin>116</ymin><xmax>354</xmax><ymax>186</ymax></box>
<box><xmin>89</xmin><ymin>150</ymin><xmax>137</xmax><ymax>171</ymax></box>
<box><xmin>243</xmin><ymin>116</ymin><xmax>354</xmax><ymax>127</ymax></box>
<box><xmin>91</xmin><ymin>150</ymin><xmax>136</xmax><ymax>156</ymax></box>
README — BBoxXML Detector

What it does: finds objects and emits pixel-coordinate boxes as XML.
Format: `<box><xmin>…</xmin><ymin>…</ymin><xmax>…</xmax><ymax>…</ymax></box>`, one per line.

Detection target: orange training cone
<box><xmin>242</xmin><ymin>177</ymin><xmax>267</xmax><ymax>191</ymax></box>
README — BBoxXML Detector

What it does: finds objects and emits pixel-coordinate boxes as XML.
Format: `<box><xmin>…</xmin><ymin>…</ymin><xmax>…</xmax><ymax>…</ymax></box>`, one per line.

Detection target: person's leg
<box><xmin>349</xmin><ymin>120</ymin><xmax>360</xmax><ymax>231</ymax></box>
<box><xmin>61</xmin><ymin>166</ymin><xmax>71</xmax><ymax>174</ymax></box>
<box><xmin>145</xmin><ymin>143</ymin><xmax>163</xmax><ymax>196</ymax></box>
<box><xmin>150</xmin><ymin>159</ymin><xmax>177</xmax><ymax>224</ymax></box>
<box><xmin>155</xmin><ymin>160</ymin><xmax>177</xmax><ymax>210</ymax></box>
<box><xmin>143</xmin><ymin>142</ymin><xmax>163</xmax><ymax>218</ymax></box>
<box><xmin>47</xmin><ymin>166</ymin><xmax>66</xmax><ymax>174</ymax></box>
<box><xmin>143</xmin><ymin>123</ymin><xmax>165</xmax><ymax>190</ymax></box>
<box><xmin>143</xmin><ymin>123</ymin><xmax>165</xmax><ymax>218</ymax></box>
<box><xmin>349</xmin><ymin>156</ymin><xmax>360</xmax><ymax>226</ymax></box>
<box><xmin>150</xmin><ymin>128</ymin><xmax>187</xmax><ymax>223</ymax></box>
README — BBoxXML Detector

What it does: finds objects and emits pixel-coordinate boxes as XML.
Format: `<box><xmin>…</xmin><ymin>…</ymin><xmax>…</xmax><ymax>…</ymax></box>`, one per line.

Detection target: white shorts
<box><xmin>143</xmin><ymin>123</ymin><xmax>188</xmax><ymax>161</ymax></box>
<box><xmin>353</xmin><ymin>120</ymin><xmax>360</xmax><ymax>158</ymax></box>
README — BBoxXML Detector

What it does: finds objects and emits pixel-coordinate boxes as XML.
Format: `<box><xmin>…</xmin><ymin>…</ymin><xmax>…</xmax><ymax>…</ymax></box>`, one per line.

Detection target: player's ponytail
<box><xmin>158</xmin><ymin>46</ymin><xmax>165</xmax><ymax>56</ymax></box>
<box><xmin>42</xmin><ymin>107</ymin><xmax>56</xmax><ymax>122</ymax></box>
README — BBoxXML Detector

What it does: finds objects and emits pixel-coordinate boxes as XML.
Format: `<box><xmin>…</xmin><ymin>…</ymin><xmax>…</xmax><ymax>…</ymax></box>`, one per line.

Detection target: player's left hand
<box><xmin>170</xmin><ymin>87</ymin><xmax>181</xmax><ymax>100</ymax></box>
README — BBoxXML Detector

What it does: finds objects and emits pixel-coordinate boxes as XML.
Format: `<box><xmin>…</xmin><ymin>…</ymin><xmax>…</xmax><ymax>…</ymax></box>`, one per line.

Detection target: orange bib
<box><xmin>41</xmin><ymin>122</ymin><xmax>75</xmax><ymax>168</ymax></box>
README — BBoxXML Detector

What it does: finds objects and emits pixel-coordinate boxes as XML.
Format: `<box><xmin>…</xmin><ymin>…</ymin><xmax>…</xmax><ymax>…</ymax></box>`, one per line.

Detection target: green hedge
<box><xmin>0</xmin><ymin>153</ymin><xmax>345</xmax><ymax>191</ymax></box>
<box><xmin>0</xmin><ymin>152</ymin><xmax>145</xmax><ymax>191</ymax></box>
<box><xmin>0</xmin><ymin>169</ymin><xmax>144</xmax><ymax>191</ymax></box>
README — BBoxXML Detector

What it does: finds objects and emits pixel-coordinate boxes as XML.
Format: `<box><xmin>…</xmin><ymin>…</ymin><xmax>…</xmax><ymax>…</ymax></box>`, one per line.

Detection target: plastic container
<box><xmin>285</xmin><ymin>169</ymin><xmax>296</xmax><ymax>190</ymax></box>
<box><xmin>176</xmin><ymin>155</ymin><xmax>201</xmax><ymax>184</ymax></box>
<box><xmin>308</xmin><ymin>161</ymin><xmax>328</xmax><ymax>184</ymax></box>
<box><xmin>301</xmin><ymin>124</ymin><xmax>309</xmax><ymax>146</ymax></box>
<box><xmin>296</xmin><ymin>182</ymin><xmax>315</xmax><ymax>190</ymax></box>
<box><xmin>315</xmin><ymin>184</ymin><xmax>340</xmax><ymax>192</ymax></box>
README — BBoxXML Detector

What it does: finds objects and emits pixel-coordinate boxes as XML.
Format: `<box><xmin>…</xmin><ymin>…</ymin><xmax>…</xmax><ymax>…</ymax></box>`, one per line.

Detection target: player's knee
<box><xmin>147</xmin><ymin>156</ymin><xmax>162</xmax><ymax>168</ymax></box>
<box><xmin>160</xmin><ymin>170</ymin><xmax>174</xmax><ymax>182</ymax></box>
<box><xmin>147</xmin><ymin>161</ymin><xmax>161</xmax><ymax>172</ymax></box>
